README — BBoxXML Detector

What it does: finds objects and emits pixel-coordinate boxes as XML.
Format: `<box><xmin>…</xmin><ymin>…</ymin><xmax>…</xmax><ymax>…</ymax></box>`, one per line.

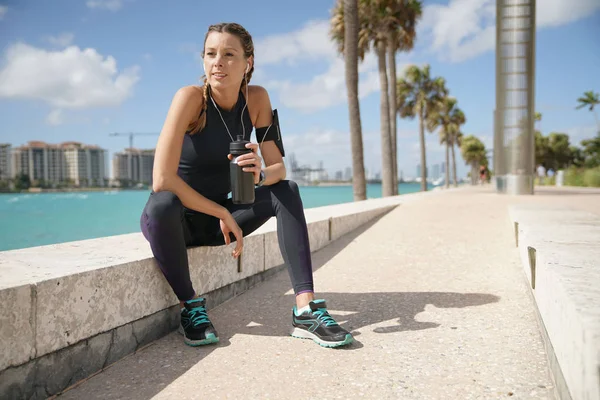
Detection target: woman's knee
<box><xmin>143</xmin><ymin>191</ymin><xmax>183</xmax><ymax>225</ymax></box>
<box><xmin>273</xmin><ymin>179</ymin><xmax>301</xmax><ymax>197</ymax></box>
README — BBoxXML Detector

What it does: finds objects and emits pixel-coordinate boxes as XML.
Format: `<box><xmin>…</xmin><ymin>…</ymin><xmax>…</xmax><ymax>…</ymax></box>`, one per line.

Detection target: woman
<box><xmin>140</xmin><ymin>23</ymin><xmax>353</xmax><ymax>348</ymax></box>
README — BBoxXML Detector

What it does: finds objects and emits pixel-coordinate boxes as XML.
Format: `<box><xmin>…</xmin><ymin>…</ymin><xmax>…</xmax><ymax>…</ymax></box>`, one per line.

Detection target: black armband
<box><xmin>255</xmin><ymin>109</ymin><xmax>285</xmax><ymax>157</ymax></box>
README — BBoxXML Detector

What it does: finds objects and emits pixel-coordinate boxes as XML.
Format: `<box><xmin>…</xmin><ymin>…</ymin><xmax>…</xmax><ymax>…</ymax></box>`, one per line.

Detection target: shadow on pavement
<box><xmin>215</xmin><ymin>291</ymin><xmax>500</xmax><ymax>345</ymax></box>
<box><xmin>57</xmin><ymin>210</ymin><xmax>500</xmax><ymax>400</ymax></box>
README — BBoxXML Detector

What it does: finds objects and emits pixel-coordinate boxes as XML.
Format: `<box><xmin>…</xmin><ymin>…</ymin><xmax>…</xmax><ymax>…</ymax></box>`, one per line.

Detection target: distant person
<box><xmin>479</xmin><ymin>165</ymin><xmax>487</xmax><ymax>185</ymax></box>
<box><xmin>547</xmin><ymin>168</ymin><xmax>555</xmax><ymax>181</ymax></box>
<box><xmin>536</xmin><ymin>164</ymin><xmax>546</xmax><ymax>184</ymax></box>
<box><xmin>139</xmin><ymin>23</ymin><xmax>352</xmax><ymax>348</ymax></box>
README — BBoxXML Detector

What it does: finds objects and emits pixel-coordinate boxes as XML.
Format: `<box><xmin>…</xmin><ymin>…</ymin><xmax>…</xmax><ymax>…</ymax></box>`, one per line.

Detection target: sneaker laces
<box><xmin>313</xmin><ymin>308</ymin><xmax>338</xmax><ymax>327</ymax></box>
<box><xmin>188</xmin><ymin>305</ymin><xmax>210</xmax><ymax>326</ymax></box>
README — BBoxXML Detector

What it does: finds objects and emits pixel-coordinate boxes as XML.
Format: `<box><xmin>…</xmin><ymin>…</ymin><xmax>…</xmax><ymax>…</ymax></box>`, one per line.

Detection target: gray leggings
<box><xmin>140</xmin><ymin>180</ymin><xmax>314</xmax><ymax>301</ymax></box>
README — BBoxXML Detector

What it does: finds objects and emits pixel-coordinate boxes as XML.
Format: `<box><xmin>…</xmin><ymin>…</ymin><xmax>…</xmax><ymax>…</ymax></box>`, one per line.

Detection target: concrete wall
<box><xmin>509</xmin><ymin>204</ymin><xmax>600</xmax><ymax>400</ymax></box>
<box><xmin>1</xmin><ymin>191</ymin><xmax>449</xmax><ymax>399</ymax></box>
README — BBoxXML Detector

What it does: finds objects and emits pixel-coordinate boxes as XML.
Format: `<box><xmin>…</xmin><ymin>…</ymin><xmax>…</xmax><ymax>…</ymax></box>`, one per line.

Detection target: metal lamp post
<box><xmin>494</xmin><ymin>0</ymin><xmax>536</xmax><ymax>195</ymax></box>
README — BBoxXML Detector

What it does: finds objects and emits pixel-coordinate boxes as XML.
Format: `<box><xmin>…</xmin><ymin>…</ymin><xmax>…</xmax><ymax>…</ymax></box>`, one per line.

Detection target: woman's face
<box><xmin>203</xmin><ymin>32</ymin><xmax>250</xmax><ymax>90</ymax></box>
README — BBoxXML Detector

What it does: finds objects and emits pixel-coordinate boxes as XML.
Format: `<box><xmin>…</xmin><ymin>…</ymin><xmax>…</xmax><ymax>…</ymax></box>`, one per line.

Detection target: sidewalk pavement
<box><xmin>56</xmin><ymin>185</ymin><xmax>600</xmax><ymax>400</ymax></box>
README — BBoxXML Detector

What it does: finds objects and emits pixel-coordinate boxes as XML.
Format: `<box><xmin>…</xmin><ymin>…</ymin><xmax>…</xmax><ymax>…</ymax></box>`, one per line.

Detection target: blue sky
<box><xmin>0</xmin><ymin>0</ymin><xmax>599</xmax><ymax>179</ymax></box>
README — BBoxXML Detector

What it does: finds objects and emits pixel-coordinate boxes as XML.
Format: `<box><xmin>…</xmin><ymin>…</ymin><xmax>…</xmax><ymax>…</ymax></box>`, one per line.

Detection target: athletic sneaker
<box><xmin>178</xmin><ymin>297</ymin><xmax>219</xmax><ymax>346</ymax></box>
<box><xmin>291</xmin><ymin>299</ymin><xmax>354</xmax><ymax>348</ymax></box>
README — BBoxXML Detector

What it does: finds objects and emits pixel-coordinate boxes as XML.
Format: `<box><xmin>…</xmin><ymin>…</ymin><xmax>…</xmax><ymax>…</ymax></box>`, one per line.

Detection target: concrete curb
<box><xmin>509</xmin><ymin>204</ymin><xmax>600</xmax><ymax>400</ymax></box>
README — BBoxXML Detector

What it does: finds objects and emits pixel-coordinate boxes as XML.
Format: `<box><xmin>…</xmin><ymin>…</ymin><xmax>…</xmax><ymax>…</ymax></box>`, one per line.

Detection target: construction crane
<box><xmin>109</xmin><ymin>132</ymin><xmax>159</xmax><ymax>150</ymax></box>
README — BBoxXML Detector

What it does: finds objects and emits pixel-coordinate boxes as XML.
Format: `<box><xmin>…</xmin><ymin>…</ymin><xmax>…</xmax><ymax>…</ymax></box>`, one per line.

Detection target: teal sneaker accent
<box><xmin>179</xmin><ymin>297</ymin><xmax>219</xmax><ymax>346</ymax></box>
<box><xmin>291</xmin><ymin>299</ymin><xmax>354</xmax><ymax>348</ymax></box>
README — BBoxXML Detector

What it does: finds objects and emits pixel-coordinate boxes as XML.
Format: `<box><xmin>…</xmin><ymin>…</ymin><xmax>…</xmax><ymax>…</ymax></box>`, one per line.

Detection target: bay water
<box><xmin>0</xmin><ymin>183</ymin><xmax>431</xmax><ymax>252</ymax></box>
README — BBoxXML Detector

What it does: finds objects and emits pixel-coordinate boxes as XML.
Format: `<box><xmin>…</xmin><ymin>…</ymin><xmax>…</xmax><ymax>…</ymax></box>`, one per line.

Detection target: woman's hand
<box><xmin>228</xmin><ymin>142</ymin><xmax>263</xmax><ymax>184</ymax></box>
<box><xmin>219</xmin><ymin>212</ymin><xmax>243</xmax><ymax>258</ymax></box>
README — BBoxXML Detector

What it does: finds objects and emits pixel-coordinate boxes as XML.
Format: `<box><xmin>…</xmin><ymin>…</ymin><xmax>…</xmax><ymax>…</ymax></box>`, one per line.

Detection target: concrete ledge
<box><xmin>0</xmin><ymin>263</ymin><xmax>289</xmax><ymax>400</ymax></box>
<box><xmin>1</xmin><ymin>190</ymin><xmax>440</xmax><ymax>399</ymax></box>
<box><xmin>509</xmin><ymin>204</ymin><xmax>600</xmax><ymax>400</ymax></box>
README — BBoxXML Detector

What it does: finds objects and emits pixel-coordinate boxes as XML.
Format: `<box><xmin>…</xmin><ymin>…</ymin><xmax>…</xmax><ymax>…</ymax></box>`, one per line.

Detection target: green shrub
<box><xmin>564</xmin><ymin>166</ymin><xmax>585</xmax><ymax>186</ymax></box>
<box><xmin>582</xmin><ymin>167</ymin><xmax>600</xmax><ymax>187</ymax></box>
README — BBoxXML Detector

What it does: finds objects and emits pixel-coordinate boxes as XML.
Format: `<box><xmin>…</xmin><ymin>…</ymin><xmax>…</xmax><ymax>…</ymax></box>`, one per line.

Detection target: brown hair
<box><xmin>188</xmin><ymin>22</ymin><xmax>255</xmax><ymax>135</ymax></box>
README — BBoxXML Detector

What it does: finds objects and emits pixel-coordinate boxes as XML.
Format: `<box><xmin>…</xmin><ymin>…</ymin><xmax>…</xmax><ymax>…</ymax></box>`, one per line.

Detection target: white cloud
<box><xmin>254</xmin><ymin>20</ymin><xmax>417</xmax><ymax>113</ymax></box>
<box><xmin>46</xmin><ymin>109</ymin><xmax>64</xmax><ymax>126</ymax></box>
<box><xmin>265</xmin><ymin>55</ymin><xmax>382</xmax><ymax>112</ymax></box>
<box><xmin>537</xmin><ymin>0</ymin><xmax>600</xmax><ymax>27</ymax></box>
<box><xmin>254</xmin><ymin>20</ymin><xmax>336</xmax><ymax>66</ymax></box>
<box><xmin>283</xmin><ymin>126</ymin><xmax>426</xmax><ymax>177</ymax></box>
<box><xmin>142</xmin><ymin>53</ymin><xmax>152</xmax><ymax>61</ymax></box>
<box><xmin>0</xmin><ymin>5</ymin><xmax>7</xmax><ymax>20</ymax></box>
<box><xmin>86</xmin><ymin>0</ymin><xmax>123</xmax><ymax>11</ymax></box>
<box><xmin>44</xmin><ymin>33</ymin><xmax>75</xmax><ymax>48</ymax></box>
<box><xmin>420</xmin><ymin>0</ymin><xmax>600</xmax><ymax>63</ymax></box>
<box><xmin>181</xmin><ymin>19</ymin><xmax>336</xmax><ymax>69</ymax></box>
<box><xmin>0</xmin><ymin>43</ymin><xmax>140</xmax><ymax>109</ymax></box>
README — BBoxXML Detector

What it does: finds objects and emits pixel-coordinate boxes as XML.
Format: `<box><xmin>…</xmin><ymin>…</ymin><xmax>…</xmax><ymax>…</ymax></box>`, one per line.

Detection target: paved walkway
<box><xmin>57</xmin><ymin>185</ymin><xmax>600</xmax><ymax>400</ymax></box>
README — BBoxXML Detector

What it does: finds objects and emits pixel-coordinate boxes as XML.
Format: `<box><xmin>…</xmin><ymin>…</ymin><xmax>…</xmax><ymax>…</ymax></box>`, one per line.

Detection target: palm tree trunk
<box><xmin>445</xmin><ymin>140</ymin><xmax>450</xmax><ymax>189</ymax></box>
<box><xmin>471</xmin><ymin>161</ymin><xmax>477</xmax><ymax>185</ymax></box>
<box><xmin>377</xmin><ymin>41</ymin><xmax>394</xmax><ymax>197</ymax></box>
<box><xmin>387</xmin><ymin>36</ymin><xmax>398</xmax><ymax>195</ymax></box>
<box><xmin>343</xmin><ymin>0</ymin><xmax>366</xmax><ymax>201</ymax></box>
<box><xmin>419</xmin><ymin>108</ymin><xmax>427</xmax><ymax>192</ymax></box>
<box><xmin>451</xmin><ymin>141</ymin><xmax>458</xmax><ymax>187</ymax></box>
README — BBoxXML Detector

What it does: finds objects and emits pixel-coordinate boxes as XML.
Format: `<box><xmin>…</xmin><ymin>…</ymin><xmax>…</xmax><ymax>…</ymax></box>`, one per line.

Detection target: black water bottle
<box><xmin>229</xmin><ymin>135</ymin><xmax>255</xmax><ymax>204</ymax></box>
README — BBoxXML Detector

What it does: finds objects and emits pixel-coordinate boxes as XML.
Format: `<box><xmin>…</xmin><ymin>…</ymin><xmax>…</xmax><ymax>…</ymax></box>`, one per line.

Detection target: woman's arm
<box><xmin>152</xmin><ymin>86</ymin><xmax>228</xmax><ymax>219</ymax></box>
<box><xmin>252</xmin><ymin>86</ymin><xmax>286</xmax><ymax>186</ymax></box>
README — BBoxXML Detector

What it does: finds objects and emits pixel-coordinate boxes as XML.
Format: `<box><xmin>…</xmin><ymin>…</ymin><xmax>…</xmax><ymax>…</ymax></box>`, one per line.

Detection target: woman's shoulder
<box><xmin>248</xmin><ymin>84</ymin><xmax>269</xmax><ymax>97</ymax></box>
<box><xmin>247</xmin><ymin>85</ymin><xmax>271</xmax><ymax>108</ymax></box>
<box><xmin>173</xmin><ymin>85</ymin><xmax>205</xmax><ymax>109</ymax></box>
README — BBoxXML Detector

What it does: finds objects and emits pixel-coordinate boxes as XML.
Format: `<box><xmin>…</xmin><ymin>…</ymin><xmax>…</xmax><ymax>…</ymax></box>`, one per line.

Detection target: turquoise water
<box><xmin>0</xmin><ymin>183</ymin><xmax>430</xmax><ymax>251</ymax></box>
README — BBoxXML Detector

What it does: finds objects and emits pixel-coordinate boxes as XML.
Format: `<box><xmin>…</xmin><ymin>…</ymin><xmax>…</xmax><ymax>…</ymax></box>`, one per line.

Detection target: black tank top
<box><xmin>178</xmin><ymin>89</ymin><xmax>253</xmax><ymax>201</ymax></box>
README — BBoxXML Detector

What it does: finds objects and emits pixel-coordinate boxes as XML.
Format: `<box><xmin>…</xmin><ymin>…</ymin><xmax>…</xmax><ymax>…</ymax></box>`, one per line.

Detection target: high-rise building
<box><xmin>62</xmin><ymin>142</ymin><xmax>107</xmax><ymax>186</ymax></box>
<box><xmin>344</xmin><ymin>167</ymin><xmax>351</xmax><ymax>181</ymax></box>
<box><xmin>112</xmin><ymin>148</ymin><xmax>155</xmax><ymax>185</ymax></box>
<box><xmin>0</xmin><ymin>144</ymin><xmax>11</xmax><ymax>180</ymax></box>
<box><xmin>11</xmin><ymin>141</ymin><xmax>108</xmax><ymax>186</ymax></box>
<box><xmin>432</xmin><ymin>164</ymin><xmax>440</xmax><ymax>180</ymax></box>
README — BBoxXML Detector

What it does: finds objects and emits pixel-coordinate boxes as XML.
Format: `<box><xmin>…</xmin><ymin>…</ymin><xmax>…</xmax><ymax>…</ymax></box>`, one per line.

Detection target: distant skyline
<box><xmin>1</xmin><ymin>0</ymin><xmax>599</xmax><ymax>179</ymax></box>
<box><xmin>0</xmin><ymin>139</ymin><xmax>454</xmax><ymax>181</ymax></box>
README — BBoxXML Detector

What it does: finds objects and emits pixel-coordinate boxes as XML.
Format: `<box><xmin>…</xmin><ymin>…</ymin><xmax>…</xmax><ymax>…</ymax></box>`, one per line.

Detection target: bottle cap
<box><xmin>229</xmin><ymin>135</ymin><xmax>251</xmax><ymax>155</ymax></box>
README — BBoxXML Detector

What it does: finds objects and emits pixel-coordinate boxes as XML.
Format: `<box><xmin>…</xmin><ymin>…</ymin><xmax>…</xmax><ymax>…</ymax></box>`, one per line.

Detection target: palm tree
<box><xmin>427</xmin><ymin>95</ymin><xmax>455</xmax><ymax>189</ymax></box>
<box><xmin>448</xmin><ymin>109</ymin><xmax>466</xmax><ymax>187</ymax></box>
<box><xmin>428</xmin><ymin>96</ymin><xmax>465</xmax><ymax>189</ymax></box>
<box><xmin>397</xmin><ymin>64</ymin><xmax>446</xmax><ymax>191</ymax></box>
<box><xmin>382</xmin><ymin>0</ymin><xmax>422</xmax><ymax>194</ymax></box>
<box><xmin>460</xmin><ymin>135</ymin><xmax>487</xmax><ymax>185</ymax></box>
<box><xmin>362</xmin><ymin>0</ymin><xmax>395</xmax><ymax>196</ymax></box>
<box><xmin>331</xmin><ymin>0</ymin><xmax>395</xmax><ymax>197</ymax></box>
<box><xmin>331</xmin><ymin>0</ymin><xmax>367</xmax><ymax>201</ymax></box>
<box><xmin>576</xmin><ymin>90</ymin><xmax>600</xmax><ymax>131</ymax></box>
